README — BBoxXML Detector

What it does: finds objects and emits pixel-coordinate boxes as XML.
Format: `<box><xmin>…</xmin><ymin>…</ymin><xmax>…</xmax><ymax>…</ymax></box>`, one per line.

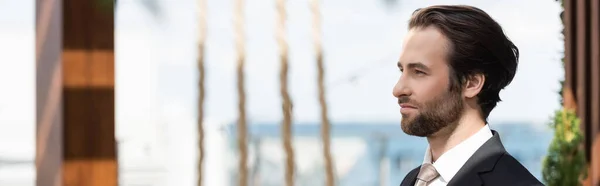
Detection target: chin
<box><xmin>400</xmin><ymin>113</ymin><xmax>415</xmax><ymax>123</ymax></box>
<box><xmin>400</xmin><ymin>112</ymin><xmax>413</xmax><ymax>119</ymax></box>
<box><xmin>400</xmin><ymin>119</ymin><xmax>414</xmax><ymax>133</ymax></box>
<box><xmin>400</xmin><ymin>118</ymin><xmax>429</xmax><ymax>137</ymax></box>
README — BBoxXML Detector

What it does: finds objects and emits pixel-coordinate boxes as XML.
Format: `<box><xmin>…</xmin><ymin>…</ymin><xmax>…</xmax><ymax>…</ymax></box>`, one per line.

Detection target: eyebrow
<box><xmin>397</xmin><ymin>61</ymin><xmax>430</xmax><ymax>71</ymax></box>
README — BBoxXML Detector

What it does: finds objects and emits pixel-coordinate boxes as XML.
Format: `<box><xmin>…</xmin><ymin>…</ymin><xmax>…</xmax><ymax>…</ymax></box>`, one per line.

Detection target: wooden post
<box><xmin>563</xmin><ymin>0</ymin><xmax>600</xmax><ymax>185</ymax></box>
<box><xmin>589</xmin><ymin>0</ymin><xmax>600</xmax><ymax>184</ymax></box>
<box><xmin>36</xmin><ymin>0</ymin><xmax>117</xmax><ymax>185</ymax></box>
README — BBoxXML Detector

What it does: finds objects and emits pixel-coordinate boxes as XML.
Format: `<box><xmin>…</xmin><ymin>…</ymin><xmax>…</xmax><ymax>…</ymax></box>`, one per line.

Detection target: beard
<box><xmin>399</xmin><ymin>88</ymin><xmax>464</xmax><ymax>137</ymax></box>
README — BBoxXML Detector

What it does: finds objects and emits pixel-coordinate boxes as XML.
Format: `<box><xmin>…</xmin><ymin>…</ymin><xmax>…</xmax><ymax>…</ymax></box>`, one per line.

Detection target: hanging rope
<box><xmin>234</xmin><ymin>0</ymin><xmax>249</xmax><ymax>185</ymax></box>
<box><xmin>310</xmin><ymin>0</ymin><xmax>335</xmax><ymax>185</ymax></box>
<box><xmin>276</xmin><ymin>0</ymin><xmax>295</xmax><ymax>185</ymax></box>
<box><xmin>196</xmin><ymin>0</ymin><xmax>207</xmax><ymax>185</ymax></box>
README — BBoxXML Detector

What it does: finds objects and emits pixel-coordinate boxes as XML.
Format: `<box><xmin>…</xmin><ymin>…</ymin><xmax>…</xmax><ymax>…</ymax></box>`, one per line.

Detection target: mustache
<box><xmin>397</xmin><ymin>96</ymin><xmax>415</xmax><ymax>105</ymax></box>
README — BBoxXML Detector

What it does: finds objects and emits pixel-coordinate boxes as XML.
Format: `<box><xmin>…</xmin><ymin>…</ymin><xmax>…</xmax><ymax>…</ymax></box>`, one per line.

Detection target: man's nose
<box><xmin>393</xmin><ymin>77</ymin><xmax>411</xmax><ymax>98</ymax></box>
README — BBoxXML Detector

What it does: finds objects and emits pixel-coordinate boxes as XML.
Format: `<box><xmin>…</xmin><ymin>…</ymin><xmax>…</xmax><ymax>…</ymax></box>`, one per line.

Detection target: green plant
<box><xmin>542</xmin><ymin>1</ymin><xmax>587</xmax><ymax>185</ymax></box>
<box><xmin>95</xmin><ymin>0</ymin><xmax>114</xmax><ymax>14</ymax></box>
<box><xmin>542</xmin><ymin>109</ymin><xmax>587</xmax><ymax>186</ymax></box>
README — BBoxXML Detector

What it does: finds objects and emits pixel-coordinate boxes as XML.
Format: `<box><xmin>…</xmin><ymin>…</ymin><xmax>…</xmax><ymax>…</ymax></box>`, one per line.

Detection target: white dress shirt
<box><xmin>421</xmin><ymin>124</ymin><xmax>493</xmax><ymax>186</ymax></box>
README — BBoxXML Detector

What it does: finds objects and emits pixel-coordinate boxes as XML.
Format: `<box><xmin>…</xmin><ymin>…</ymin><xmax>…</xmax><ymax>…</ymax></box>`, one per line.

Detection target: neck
<box><xmin>427</xmin><ymin>110</ymin><xmax>486</xmax><ymax>162</ymax></box>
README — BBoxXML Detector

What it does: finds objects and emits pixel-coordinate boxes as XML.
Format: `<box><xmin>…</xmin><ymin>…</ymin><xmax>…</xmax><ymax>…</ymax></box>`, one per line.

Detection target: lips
<box><xmin>399</xmin><ymin>103</ymin><xmax>417</xmax><ymax>109</ymax></box>
<box><xmin>398</xmin><ymin>98</ymin><xmax>418</xmax><ymax>115</ymax></box>
<box><xmin>398</xmin><ymin>100</ymin><xmax>418</xmax><ymax>109</ymax></box>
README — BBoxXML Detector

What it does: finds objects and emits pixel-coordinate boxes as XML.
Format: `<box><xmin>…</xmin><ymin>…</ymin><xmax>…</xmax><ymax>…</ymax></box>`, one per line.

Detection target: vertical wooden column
<box><xmin>590</xmin><ymin>0</ymin><xmax>600</xmax><ymax>184</ymax></box>
<box><xmin>36</xmin><ymin>0</ymin><xmax>117</xmax><ymax>185</ymax></box>
<box><xmin>563</xmin><ymin>0</ymin><xmax>600</xmax><ymax>185</ymax></box>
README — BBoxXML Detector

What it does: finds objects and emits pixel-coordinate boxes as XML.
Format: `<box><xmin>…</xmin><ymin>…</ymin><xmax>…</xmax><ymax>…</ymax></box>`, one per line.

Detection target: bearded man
<box><xmin>394</xmin><ymin>5</ymin><xmax>544</xmax><ymax>186</ymax></box>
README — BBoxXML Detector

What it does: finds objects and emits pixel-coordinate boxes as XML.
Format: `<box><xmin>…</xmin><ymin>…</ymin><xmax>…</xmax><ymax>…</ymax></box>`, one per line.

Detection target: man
<box><xmin>394</xmin><ymin>5</ymin><xmax>544</xmax><ymax>186</ymax></box>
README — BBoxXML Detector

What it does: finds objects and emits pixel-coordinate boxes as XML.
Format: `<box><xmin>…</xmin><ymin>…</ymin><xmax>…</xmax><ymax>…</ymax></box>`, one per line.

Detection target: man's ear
<box><xmin>463</xmin><ymin>73</ymin><xmax>485</xmax><ymax>98</ymax></box>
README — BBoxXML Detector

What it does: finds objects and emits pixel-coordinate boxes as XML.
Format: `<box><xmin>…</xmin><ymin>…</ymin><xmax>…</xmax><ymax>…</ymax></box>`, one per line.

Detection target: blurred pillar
<box><xmin>36</xmin><ymin>0</ymin><xmax>117</xmax><ymax>185</ymax></box>
<box><xmin>36</xmin><ymin>0</ymin><xmax>63</xmax><ymax>185</ymax></box>
<box><xmin>563</xmin><ymin>0</ymin><xmax>600</xmax><ymax>185</ymax></box>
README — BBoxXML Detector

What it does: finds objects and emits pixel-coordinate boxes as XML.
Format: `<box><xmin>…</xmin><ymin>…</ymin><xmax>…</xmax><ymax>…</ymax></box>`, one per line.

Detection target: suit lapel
<box><xmin>447</xmin><ymin>130</ymin><xmax>507</xmax><ymax>186</ymax></box>
<box><xmin>400</xmin><ymin>166</ymin><xmax>420</xmax><ymax>186</ymax></box>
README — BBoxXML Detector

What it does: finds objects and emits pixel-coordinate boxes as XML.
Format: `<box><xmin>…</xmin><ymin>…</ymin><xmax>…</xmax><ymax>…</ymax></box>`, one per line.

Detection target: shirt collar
<box><xmin>422</xmin><ymin>124</ymin><xmax>493</xmax><ymax>182</ymax></box>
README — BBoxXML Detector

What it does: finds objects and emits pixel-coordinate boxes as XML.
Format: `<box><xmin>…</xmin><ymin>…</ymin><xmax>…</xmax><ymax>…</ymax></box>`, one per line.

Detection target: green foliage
<box><xmin>95</xmin><ymin>0</ymin><xmax>114</xmax><ymax>14</ymax></box>
<box><xmin>542</xmin><ymin>109</ymin><xmax>587</xmax><ymax>186</ymax></box>
<box><xmin>558</xmin><ymin>78</ymin><xmax>564</xmax><ymax>106</ymax></box>
<box><xmin>542</xmin><ymin>1</ymin><xmax>587</xmax><ymax>185</ymax></box>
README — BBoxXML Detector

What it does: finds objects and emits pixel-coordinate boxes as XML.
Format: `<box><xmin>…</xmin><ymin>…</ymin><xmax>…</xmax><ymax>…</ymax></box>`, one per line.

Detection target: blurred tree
<box><xmin>310</xmin><ymin>0</ymin><xmax>335</xmax><ymax>186</ymax></box>
<box><xmin>542</xmin><ymin>1</ymin><xmax>587</xmax><ymax>185</ymax></box>
<box><xmin>543</xmin><ymin>109</ymin><xmax>587</xmax><ymax>186</ymax></box>
<box><xmin>234</xmin><ymin>0</ymin><xmax>249</xmax><ymax>185</ymax></box>
<box><xmin>197</xmin><ymin>0</ymin><xmax>207</xmax><ymax>185</ymax></box>
<box><xmin>276</xmin><ymin>0</ymin><xmax>296</xmax><ymax>185</ymax></box>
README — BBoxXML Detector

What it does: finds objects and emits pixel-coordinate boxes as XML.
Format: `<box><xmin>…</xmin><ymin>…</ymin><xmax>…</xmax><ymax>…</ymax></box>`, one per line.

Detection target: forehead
<box><xmin>398</xmin><ymin>26</ymin><xmax>450</xmax><ymax>68</ymax></box>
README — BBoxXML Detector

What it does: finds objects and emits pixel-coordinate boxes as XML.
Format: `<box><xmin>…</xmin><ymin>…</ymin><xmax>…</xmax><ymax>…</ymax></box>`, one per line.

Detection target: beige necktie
<box><xmin>415</xmin><ymin>163</ymin><xmax>440</xmax><ymax>186</ymax></box>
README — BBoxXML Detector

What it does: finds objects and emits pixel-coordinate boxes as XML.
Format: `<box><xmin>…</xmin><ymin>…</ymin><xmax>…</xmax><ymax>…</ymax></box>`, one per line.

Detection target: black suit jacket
<box><xmin>400</xmin><ymin>130</ymin><xmax>544</xmax><ymax>186</ymax></box>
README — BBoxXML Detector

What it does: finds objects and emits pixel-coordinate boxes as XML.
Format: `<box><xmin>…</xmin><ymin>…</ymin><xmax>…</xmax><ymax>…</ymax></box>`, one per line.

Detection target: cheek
<box><xmin>413</xmin><ymin>77</ymin><xmax>450</xmax><ymax>103</ymax></box>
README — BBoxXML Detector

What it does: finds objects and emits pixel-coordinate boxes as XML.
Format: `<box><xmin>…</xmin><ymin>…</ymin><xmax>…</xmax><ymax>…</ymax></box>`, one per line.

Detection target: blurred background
<box><xmin>0</xmin><ymin>0</ymin><xmax>567</xmax><ymax>185</ymax></box>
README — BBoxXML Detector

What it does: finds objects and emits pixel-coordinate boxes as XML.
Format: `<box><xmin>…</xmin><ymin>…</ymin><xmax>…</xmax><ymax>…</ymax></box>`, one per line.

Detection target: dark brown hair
<box><xmin>408</xmin><ymin>5</ymin><xmax>519</xmax><ymax>120</ymax></box>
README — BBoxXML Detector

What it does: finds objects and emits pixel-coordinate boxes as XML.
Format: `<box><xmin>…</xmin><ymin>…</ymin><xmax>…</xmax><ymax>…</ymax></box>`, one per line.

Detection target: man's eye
<box><xmin>415</xmin><ymin>70</ymin><xmax>426</xmax><ymax>75</ymax></box>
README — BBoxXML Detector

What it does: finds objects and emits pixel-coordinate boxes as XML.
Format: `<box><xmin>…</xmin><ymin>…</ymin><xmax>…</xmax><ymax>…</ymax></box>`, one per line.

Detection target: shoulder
<box><xmin>482</xmin><ymin>153</ymin><xmax>544</xmax><ymax>185</ymax></box>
